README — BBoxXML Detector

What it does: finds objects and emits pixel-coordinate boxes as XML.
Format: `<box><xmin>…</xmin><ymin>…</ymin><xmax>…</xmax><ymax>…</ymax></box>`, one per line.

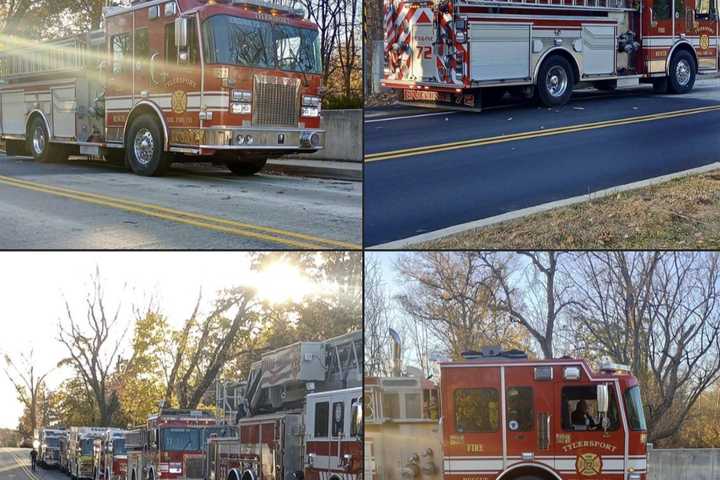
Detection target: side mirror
<box><xmin>597</xmin><ymin>384</ymin><xmax>609</xmax><ymax>415</ymax></box>
<box><xmin>175</xmin><ymin>18</ymin><xmax>188</xmax><ymax>49</ymax></box>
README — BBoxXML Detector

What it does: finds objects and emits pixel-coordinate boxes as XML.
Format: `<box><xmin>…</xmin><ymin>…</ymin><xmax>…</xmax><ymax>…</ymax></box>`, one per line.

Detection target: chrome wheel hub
<box><xmin>546</xmin><ymin>66</ymin><xmax>569</xmax><ymax>98</ymax></box>
<box><xmin>32</xmin><ymin>126</ymin><xmax>46</xmax><ymax>155</ymax></box>
<box><xmin>676</xmin><ymin>59</ymin><xmax>691</xmax><ymax>86</ymax></box>
<box><xmin>133</xmin><ymin>129</ymin><xmax>155</xmax><ymax>165</ymax></box>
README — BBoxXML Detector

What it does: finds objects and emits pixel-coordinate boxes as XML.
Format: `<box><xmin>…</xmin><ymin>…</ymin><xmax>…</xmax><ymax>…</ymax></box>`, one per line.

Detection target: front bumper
<box><xmin>171</xmin><ymin>127</ymin><xmax>325</xmax><ymax>153</ymax></box>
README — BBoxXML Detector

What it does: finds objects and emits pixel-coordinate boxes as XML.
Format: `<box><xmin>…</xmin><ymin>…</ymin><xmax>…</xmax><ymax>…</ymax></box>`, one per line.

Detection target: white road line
<box><xmin>365</xmin><ymin>111</ymin><xmax>457</xmax><ymax>123</ymax></box>
<box><xmin>369</xmin><ymin>162</ymin><xmax>720</xmax><ymax>249</ymax></box>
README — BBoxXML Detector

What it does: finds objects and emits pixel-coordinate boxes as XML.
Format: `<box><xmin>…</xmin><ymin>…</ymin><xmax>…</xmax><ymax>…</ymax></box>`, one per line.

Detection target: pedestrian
<box><xmin>30</xmin><ymin>448</ymin><xmax>38</xmax><ymax>471</ymax></box>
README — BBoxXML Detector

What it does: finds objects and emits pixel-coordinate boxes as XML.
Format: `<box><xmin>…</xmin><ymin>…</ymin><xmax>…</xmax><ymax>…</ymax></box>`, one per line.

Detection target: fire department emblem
<box><xmin>576</xmin><ymin>453</ymin><xmax>602</xmax><ymax>476</ymax></box>
<box><xmin>171</xmin><ymin>90</ymin><xmax>188</xmax><ymax>114</ymax></box>
<box><xmin>700</xmin><ymin>34</ymin><xmax>710</xmax><ymax>50</ymax></box>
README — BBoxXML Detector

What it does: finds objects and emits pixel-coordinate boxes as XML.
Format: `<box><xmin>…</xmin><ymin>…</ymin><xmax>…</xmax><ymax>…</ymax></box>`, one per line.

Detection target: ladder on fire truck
<box><xmin>458</xmin><ymin>0</ymin><xmax>637</xmax><ymax>11</ymax></box>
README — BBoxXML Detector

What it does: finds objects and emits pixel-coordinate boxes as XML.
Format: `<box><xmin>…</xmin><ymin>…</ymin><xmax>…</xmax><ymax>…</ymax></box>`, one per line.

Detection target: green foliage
<box><xmin>323</xmin><ymin>94</ymin><xmax>363</xmax><ymax>110</ymax></box>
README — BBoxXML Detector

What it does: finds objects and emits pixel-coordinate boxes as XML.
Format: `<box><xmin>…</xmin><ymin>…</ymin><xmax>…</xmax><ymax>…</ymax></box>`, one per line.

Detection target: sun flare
<box><xmin>255</xmin><ymin>262</ymin><xmax>316</xmax><ymax>304</ymax></box>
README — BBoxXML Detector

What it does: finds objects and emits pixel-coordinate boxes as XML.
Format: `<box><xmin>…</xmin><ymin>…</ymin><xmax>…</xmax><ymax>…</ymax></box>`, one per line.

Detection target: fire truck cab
<box><xmin>383</xmin><ymin>0</ymin><xmax>718</xmax><ymax>108</ymax></box>
<box><xmin>69</xmin><ymin>427</ymin><xmax>108</xmax><ymax>480</ymax></box>
<box><xmin>0</xmin><ymin>0</ymin><xmax>325</xmax><ymax>176</ymax></box>
<box><xmin>39</xmin><ymin>428</ymin><xmax>66</xmax><ymax>468</ymax></box>
<box><xmin>94</xmin><ymin>429</ymin><xmax>129</xmax><ymax>480</ymax></box>
<box><xmin>440</xmin><ymin>349</ymin><xmax>648</xmax><ymax>480</ymax></box>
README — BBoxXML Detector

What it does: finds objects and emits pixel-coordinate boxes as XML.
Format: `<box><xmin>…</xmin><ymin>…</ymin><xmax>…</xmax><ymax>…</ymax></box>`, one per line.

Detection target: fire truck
<box><xmin>93</xmin><ymin>429</ymin><xmax>129</xmax><ymax>480</ymax></box>
<box><xmin>382</xmin><ymin>0</ymin><xmax>718</xmax><ymax>108</ymax></box>
<box><xmin>38</xmin><ymin>428</ymin><xmax>66</xmax><ymax>468</ymax></box>
<box><xmin>440</xmin><ymin>348</ymin><xmax>648</xmax><ymax>480</ymax></box>
<box><xmin>207</xmin><ymin>331</ymin><xmax>363</xmax><ymax>480</ymax></box>
<box><xmin>0</xmin><ymin>0</ymin><xmax>325</xmax><ymax>176</ymax></box>
<box><xmin>69</xmin><ymin>427</ymin><xmax>109</xmax><ymax>480</ymax></box>
<box><xmin>126</xmin><ymin>408</ymin><xmax>232</xmax><ymax>480</ymax></box>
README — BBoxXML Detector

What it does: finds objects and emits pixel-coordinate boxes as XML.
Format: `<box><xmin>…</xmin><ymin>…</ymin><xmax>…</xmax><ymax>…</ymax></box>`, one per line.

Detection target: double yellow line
<box><xmin>0</xmin><ymin>175</ymin><xmax>359</xmax><ymax>250</ymax></box>
<box><xmin>9</xmin><ymin>450</ymin><xmax>41</xmax><ymax>480</ymax></box>
<box><xmin>365</xmin><ymin>104</ymin><xmax>720</xmax><ymax>162</ymax></box>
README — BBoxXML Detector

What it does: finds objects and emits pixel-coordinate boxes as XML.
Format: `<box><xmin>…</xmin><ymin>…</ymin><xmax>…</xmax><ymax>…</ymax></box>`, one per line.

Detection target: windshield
<box><xmin>112</xmin><ymin>438</ymin><xmax>126</xmax><ymax>455</ymax></box>
<box><xmin>45</xmin><ymin>438</ymin><xmax>60</xmax><ymax>448</ymax></box>
<box><xmin>160</xmin><ymin>428</ymin><xmax>202</xmax><ymax>452</ymax></box>
<box><xmin>624</xmin><ymin>386</ymin><xmax>647</xmax><ymax>431</ymax></box>
<box><xmin>80</xmin><ymin>439</ymin><xmax>94</xmax><ymax>456</ymax></box>
<box><xmin>202</xmin><ymin>15</ymin><xmax>321</xmax><ymax>74</ymax></box>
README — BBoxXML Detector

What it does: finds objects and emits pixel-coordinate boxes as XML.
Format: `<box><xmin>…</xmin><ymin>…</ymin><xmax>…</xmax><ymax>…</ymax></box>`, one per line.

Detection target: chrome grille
<box><xmin>253</xmin><ymin>75</ymin><xmax>300</xmax><ymax>127</ymax></box>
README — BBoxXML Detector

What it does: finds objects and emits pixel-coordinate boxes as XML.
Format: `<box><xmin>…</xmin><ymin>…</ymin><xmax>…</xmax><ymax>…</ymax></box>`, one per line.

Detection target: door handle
<box><xmin>150</xmin><ymin>53</ymin><xmax>160</xmax><ymax>85</ymax></box>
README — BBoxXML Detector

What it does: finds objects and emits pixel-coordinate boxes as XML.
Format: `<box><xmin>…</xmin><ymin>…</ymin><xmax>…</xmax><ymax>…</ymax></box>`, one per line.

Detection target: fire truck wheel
<box><xmin>536</xmin><ymin>55</ymin><xmax>574</xmax><ymax>107</ymax></box>
<box><xmin>226</xmin><ymin>159</ymin><xmax>268</xmax><ymax>176</ymax></box>
<box><xmin>668</xmin><ymin>50</ymin><xmax>696</xmax><ymax>94</ymax></box>
<box><xmin>514</xmin><ymin>476</ymin><xmax>544</xmax><ymax>480</ymax></box>
<box><xmin>28</xmin><ymin>117</ymin><xmax>68</xmax><ymax>163</ymax></box>
<box><xmin>127</xmin><ymin>114</ymin><xmax>171</xmax><ymax>176</ymax></box>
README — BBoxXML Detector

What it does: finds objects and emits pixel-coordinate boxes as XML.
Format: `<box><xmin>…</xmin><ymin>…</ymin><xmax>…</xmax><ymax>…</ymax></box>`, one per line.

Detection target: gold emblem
<box><xmin>171</xmin><ymin>90</ymin><xmax>188</xmax><ymax>114</ymax></box>
<box><xmin>576</xmin><ymin>453</ymin><xmax>602</xmax><ymax>476</ymax></box>
<box><xmin>700</xmin><ymin>34</ymin><xmax>710</xmax><ymax>50</ymax></box>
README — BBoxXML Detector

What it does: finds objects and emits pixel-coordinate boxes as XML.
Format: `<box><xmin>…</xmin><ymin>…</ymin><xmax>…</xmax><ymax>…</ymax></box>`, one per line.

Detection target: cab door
<box><xmin>504</xmin><ymin>366</ymin><xmax>554</xmax><ymax>469</ymax></box>
<box><xmin>441</xmin><ymin>365</ymin><xmax>502</xmax><ymax>475</ymax></box>
<box><xmin>688</xmin><ymin>0</ymin><xmax>718</xmax><ymax>70</ymax></box>
<box><xmin>105</xmin><ymin>12</ymin><xmax>134</xmax><ymax>142</ymax></box>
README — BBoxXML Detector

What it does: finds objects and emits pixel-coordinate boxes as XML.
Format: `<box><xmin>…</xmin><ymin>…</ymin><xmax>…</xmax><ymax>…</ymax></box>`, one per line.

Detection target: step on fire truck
<box><xmin>69</xmin><ymin>428</ymin><xmax>109</xmax><ymax>480</ymax></box>
<box><xmin>38</xmin><ymin>428</ymin><xmax>66</xmax><ymax>469</ymax></box>
<box><xmin>382</xmin><ymin>0</ymin><xmax>718</xmax><ymax>108</ymax></box>
<box><xmin>207</xmin><ymin>331</ymin><xmax>363</xmax><ymax>480</ymax></box>
<box><xmin>94</xmin><ymin>429</ymin><xmax>130</xmax><ymax>480</ymax></box>
<box><xmin>0</xmin><ymin>0</ymin><xmax>325</xmax><ymax>176</ymax></box>
<box><xmin>126</xmin><ymin>408</ymin><xmax>233</xmax><ymax>480</ymax></box>
<box><xmin>364</xmin><ymin>331</ymin><xmax>442</xmax><ymax>480</ymax></box>
<box><xmin>440</xmin><ymin>348</ymin><xmax>648</xmax><ymax>480</ymax></box>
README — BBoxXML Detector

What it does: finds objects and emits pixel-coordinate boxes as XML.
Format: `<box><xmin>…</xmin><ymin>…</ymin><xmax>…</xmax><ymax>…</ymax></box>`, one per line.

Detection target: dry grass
<box><xmin>419</xmin><ymin>170</ymin><xmax>720</xmax><ymax>250</ymax></box>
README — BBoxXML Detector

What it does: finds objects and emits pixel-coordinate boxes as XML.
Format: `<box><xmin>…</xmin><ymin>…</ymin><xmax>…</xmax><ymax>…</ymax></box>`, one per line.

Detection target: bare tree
<box><xmin>164</xmin><ymin>286</ymin><xmax>259</xmax><ymax>409</ymax></box>
<box><xmin>336</xmin><ymin>0</ymin><xmax>361</xmax><ymax>97</ymax></box>
<box><xmin>3</xmin><ymin>350</ymin><xmax>51</xmax><ymax>434</ymax></box>
<box><xmin>58</xmin><ymin>268</ymin><xmax>129</xmax><ymax>425</ymax></box>
<box><xmin>395</xmin><ymin>252</ymin><xmax>528</xmax><ymax>360</ymax></box>
<box><xmin>364</xmin><ymin>256</ymin><xmax>393</xmax><ymax>376</ymax></box>
<box><xmin>475</xmin><ymin>251</ymin><xmax>575</xmax><ymax>359</ymax></box>
<box><xmin>568</xmin><ymin>251</ymin><xmax>720</xmax><ymax>442</ymax></box>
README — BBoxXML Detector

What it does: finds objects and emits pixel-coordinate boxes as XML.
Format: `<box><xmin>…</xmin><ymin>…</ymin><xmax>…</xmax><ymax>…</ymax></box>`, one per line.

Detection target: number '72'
<box><xmin>416</xmin><ymin>46</ymin><xmax>432</xmax><ymax>59</ymax></box>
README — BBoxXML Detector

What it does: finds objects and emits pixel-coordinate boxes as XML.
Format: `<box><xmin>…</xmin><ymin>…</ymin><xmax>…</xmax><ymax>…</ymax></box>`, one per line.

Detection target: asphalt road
<box><xmin>0</xmin><ymin>448</ymin><xmax>65</xmax><ymax>480</ymax></box>
<box><xmin>364</xmin><ymin>77</ymin><xmax>720</xmax><ymax>246</ymax></box>
<box><xmin>0</xmin><ymin>157</ymin><xmax>361</xmax><ymax>249</ymax></box>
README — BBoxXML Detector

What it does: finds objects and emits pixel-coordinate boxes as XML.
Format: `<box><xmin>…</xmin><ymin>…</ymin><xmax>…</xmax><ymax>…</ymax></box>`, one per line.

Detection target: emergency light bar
<box><xmin>229</xmin><ymin>0</ymin><xmax>305</xmax><ymax>16</ymax></box>
<box><xmin>600</xmin><ymin>361</ymin><xmax>631</xmax><ymax>374</ymax></box>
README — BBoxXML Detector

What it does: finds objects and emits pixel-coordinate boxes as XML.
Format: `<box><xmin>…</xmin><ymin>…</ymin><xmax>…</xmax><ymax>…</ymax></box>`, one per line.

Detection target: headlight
<box><xmin>302</xmin><ymin>95</ymin><xmax>321</xmax><ymax>107</ymax></box>
<box><xmin>302</xmin><ymin>106</ymin><xmax>321</xmax><ymax>117</ymax></box>
<box><xmin>231</xmin><ymin>103</ymin><xmax>252</xmax><ymax>114</ymax></box>
<box><xmin>231</xmin><ymin>90</ymin><xmax>252</xmax><ymax>103</ymax></box>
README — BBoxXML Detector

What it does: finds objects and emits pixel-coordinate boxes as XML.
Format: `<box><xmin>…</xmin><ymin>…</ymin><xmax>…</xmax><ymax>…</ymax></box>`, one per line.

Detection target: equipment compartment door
<box><xmin>469</xmin><ymin>23</ymin><xmax>531</xmax><ymax>81</ymax></box>
<box><xmin>582</xmin><ymin>25</ymin><xmax>617</xmax><ymax>75</ymax></box>
<box><xmin>52</xmin><ymin>86</ymin><xmax>77</xmax><ymax>139</ymax></box>
<box><xmin>1</xmin><ymin>92</ymin><xmax>25</xmax><ymax>135</ymax></box>
<box><xmin>441</xmin><ymin>365</ymin><xmax>503</xmax><ymax>476</ymax></box>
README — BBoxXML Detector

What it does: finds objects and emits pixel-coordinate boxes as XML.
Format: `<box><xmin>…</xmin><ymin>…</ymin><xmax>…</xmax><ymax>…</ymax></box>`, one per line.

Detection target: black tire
<box><xmin>594</xmin><ymin>80</ymin><xmax>617</xmax><ymax>92</ymax></box>
<box><xmin>27</xmin><ymin>117</ymin><xmax>68</xmax><ymax>163</ymax></box>
<box><xmin>652</xmin><ymin>77</ymin><xmax>669</xmax><ymax>94</ymax></box>
<box><xmin>668</xmin><ymin>50</ymin><xmax>696</xmax><ymax>94</ymax></box>
<box><xmin>126</xmin><ymin>114</ymin><xmax>171</xmax><ymax>176</ymax></box>
<box><xmin>226</xmin><ymin>159</ymin><xmax>268</xmax><ymax>176</ymax></box>
<box><xmin>514</xmin><ymin>476</ymin><xmax>543</xmax><ymax>480</ymax></box>
<box><xmin>536</xmin><ymin>55</ymin><xmax>575</xmax><ymax>107</ymax></box>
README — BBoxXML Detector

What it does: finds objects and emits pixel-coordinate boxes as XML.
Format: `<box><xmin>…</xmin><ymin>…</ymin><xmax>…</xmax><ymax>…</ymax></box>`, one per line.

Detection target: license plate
<box><xmin>403</xmin><ymin>89</ymin><xmax>439</xmax><ymax>101</ymax></box>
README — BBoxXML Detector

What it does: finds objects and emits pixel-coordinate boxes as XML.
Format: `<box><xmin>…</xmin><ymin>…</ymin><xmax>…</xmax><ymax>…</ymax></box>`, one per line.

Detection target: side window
<box><xmin>696</xmin><ymin>0</ymin><xmax>716</xmax><ymax>19</ymax></box>
<box><xmin>112</xmin><ymin>33</ymin><xmax>130</xmax><ymax>74</ymax></box>
<box><xmin>134</xmin><ymin>28</ymin><xmax>149</xmax><ymax>70</ymax></box>
<box><xmin>454</xmin><ymin>388</ymin><xmax>499</xmax><ymax>433</ymax></box>
<box><xmin>507</xmin><ymin>387</ymin><xmax>534</xmax><ymax>432</ymax></box>
<box><xmin>314</xmin><ymin>402</ymin><xmax>329</xmax><ymax>438</ymax></box>
<box><xmin>423</xmin><ymin>388</ymin><xmax>440</xmax><ymax>421</ymax></box>
<box><xmin>165</xmin><ymin>22</ymin><xmax>177</xmax><ymax>64</ymax></box>
<box><xmin>382</xmin><ymin>392</ymin><xmax>400</xmax><ymax>419</ymax></box>
<box><xmin>562</xmin><ymin>386</ymin><xmax>619</xmax><ymax>432</ymax></box>
<box><xmin>652</xmin><ymin>0</ymin><xmax>672</xmax><ymax>19</ymax></box>
<box><xmin>331</xmin><ymin>401</ymin><xmax>344</xmax><ymax>436</ymax></box>
<box><xmin>188</xmin><ymin>18</ymin><xmax>200</xmax><ymax>64</ymax></box>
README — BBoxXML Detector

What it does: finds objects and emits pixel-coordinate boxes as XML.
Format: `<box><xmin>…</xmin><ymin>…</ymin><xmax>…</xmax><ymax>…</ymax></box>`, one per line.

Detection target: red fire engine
<box><xmin>207</xmin><ymin>331</ymin><xmax>363</xmax><ymax>480</ymax></box>
<box><xmin>440</xmin><ymin>348</ymin><xmax>648</xmax><ymax>480</ymax></box>
<box><xmin>382</xmin><ymin>0</ymin><xmax>718</xmax><ymax>108</ymax></box>
<box><xmin>126</xmin><ymin>408</ymin><xmax>232</xmax><ymax>480</ymax></box>
<box><xmin>94</xmin><ymin>429</ymin><xmax>129</xmax><ymax>480</ymax></box>
<box><xmin>0</xmin><ymin>0</ymin><xmax>325</xmax><ymax>176</ymax></box>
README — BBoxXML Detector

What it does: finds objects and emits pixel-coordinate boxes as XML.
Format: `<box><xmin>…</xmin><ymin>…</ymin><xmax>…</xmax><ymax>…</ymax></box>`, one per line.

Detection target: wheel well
<box><xmin>123</xmin><ymin>103</ymin><xmax>168</xmax><ymax>151</ymax></box>
<box><xmin>241</xmin><ymin>470</ymin><xmax>255</xmax><ymax>480</ymax></box>
<box><xmin>497</xmin><ymin>464</ymin><xmax>561</xmax><ymax>480</ymax></box>
<box><xmin>668</xmin><ymin>42</ymin><xmax>698</xmax><ymax>73</ymax></box>
<box><xmin>26</xmin><ymin>111</ymin><xmax>49</xmax><ymax>140</ymax></box>
<box><xmin>228</xmin><ymin>469</ymin><xmax>240</xmax><ymax>480</ymax></box>
<box><xmin>536</xmin><ymin>49</ymin><xmax>580</xmax><ymax>85</ymax></box>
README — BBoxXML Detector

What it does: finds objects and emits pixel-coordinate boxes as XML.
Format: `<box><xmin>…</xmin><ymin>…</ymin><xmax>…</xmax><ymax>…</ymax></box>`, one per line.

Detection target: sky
<box><xmin>0</xmin><ymin>251</ymin><xmax>321</xmax><ymax>430</ymax></box>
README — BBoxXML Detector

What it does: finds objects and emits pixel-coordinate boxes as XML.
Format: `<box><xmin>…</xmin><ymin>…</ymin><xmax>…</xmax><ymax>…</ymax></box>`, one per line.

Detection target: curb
<box><xmin>266</xmin><ymin>160</ymin><xmax>363</xmax><ymax>182</ymax></box>
<box><xmin>370</xmin><ymin>162</ymin><xmax>720</xmax><ymax>249</ymax></box>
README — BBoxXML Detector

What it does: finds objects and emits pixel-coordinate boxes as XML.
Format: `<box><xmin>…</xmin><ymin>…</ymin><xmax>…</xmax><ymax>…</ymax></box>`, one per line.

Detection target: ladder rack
<box><xmin>457</xmin><ymin>0</ymin><xmax>637</xmax><ymax>12</ymax></box>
